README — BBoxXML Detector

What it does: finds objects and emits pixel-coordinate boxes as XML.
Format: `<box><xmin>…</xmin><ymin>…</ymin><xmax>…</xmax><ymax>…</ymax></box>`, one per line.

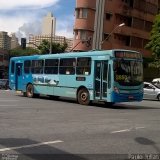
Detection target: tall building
<box><xmin>42</xmin><ymin>12</ymin><xmax>56</xmax><ymax>36</ymax></box>
<box><xmin>10</xmin><ymin>33</ymin><xmax>19</xmax><ymax>49</ymax></box>
<box><xmin>0</xmin><ymin>31</ymin><xmax>11</xmax><ymax>50</ymax></box>
<box><xmin>73</xmin><ymin>0</ymin><xmax>160</xmax><ymax>57</ymax></box>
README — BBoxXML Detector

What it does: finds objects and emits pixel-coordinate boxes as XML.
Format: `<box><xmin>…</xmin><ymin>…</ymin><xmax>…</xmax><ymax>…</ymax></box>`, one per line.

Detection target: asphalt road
<box><xmin>0</xmin><ymin>90</ymin><xmax>160</xmax><ymax>160</ymax></box>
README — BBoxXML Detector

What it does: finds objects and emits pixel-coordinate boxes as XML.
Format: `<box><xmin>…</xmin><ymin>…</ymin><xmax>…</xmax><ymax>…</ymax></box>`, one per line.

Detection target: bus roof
<box><xmin>10</xmin><ymin>49</ymin><xmax>140</xmax><ymax>61</ymax></box>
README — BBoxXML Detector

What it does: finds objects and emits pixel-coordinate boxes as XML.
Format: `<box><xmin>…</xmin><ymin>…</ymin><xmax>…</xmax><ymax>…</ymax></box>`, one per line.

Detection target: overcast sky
<box><xmin>0</xmin><ymin>0</ymin><xmax>75</xmax><ymax>40</ymax></box>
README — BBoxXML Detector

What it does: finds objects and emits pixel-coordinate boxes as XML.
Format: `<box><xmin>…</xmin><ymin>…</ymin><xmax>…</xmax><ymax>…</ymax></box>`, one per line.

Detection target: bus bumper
<box><xmin>111</xmin><ymin>92</ymin><xmax>143</xmax><ymax>103</ymax></box>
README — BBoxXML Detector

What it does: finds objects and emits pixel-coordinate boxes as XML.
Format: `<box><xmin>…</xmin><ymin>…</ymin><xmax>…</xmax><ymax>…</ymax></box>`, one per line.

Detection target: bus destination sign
<box><xmin>114</xmin><ymin>51</ymin><xmax>142</xmax><ymax>59</ymax></box>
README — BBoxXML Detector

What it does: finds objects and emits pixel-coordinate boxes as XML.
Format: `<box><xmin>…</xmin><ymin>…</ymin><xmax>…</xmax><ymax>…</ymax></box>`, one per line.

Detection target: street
<box><xmin>0</xmin><ymin>90</ymin><xmax>160</xmax><ymax>160</ymax></box>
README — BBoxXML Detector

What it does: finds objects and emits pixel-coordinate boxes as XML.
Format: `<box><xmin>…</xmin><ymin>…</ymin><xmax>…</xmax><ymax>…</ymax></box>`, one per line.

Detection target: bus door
<box><xmin>15</xmin><ymin>63</ymin><xmax>23</xmax><ymax>90</ymax></box>
<box><xmin>95</xmin><ymin>61</ymin><xmax>108</xmax><ymax>100</ymax></box>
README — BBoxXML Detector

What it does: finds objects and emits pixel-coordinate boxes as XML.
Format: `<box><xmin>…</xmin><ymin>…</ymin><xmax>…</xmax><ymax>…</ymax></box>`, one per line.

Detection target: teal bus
<box><xmin>9</xmin><ymin>49</ymin><xmax>143</xmax><ymax>105</ymax></box>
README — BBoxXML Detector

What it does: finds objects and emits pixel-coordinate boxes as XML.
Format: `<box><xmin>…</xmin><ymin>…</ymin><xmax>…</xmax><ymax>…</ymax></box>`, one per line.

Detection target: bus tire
<box><xmin>26</xmin><ymin>84</ymin><xmax>34</xmax><ymax>98</ymax></box>
<box><xmin>77</xmin><ymin>88</ymin><xmax>90</xmax><ymax>105</ymax></box>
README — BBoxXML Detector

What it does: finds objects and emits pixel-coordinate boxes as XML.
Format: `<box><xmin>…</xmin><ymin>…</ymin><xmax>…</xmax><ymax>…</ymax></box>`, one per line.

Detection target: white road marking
<box><xmin>0</xmin><ymin>140</ymin><xmax>63</xmax><ymax>152</ymax></box>
<box><xmin>111</xmin><ymin>127</ymin><xmax>145</xmax><ymax>134</ymax></box>
<box><xmin>135</xmin><ymin>126</ymin><xmax>145</xmax><ymax>130</ymax></box>
<box><xmin>111</xmin><ymin>129</ymin><xmax>131</xmax><ymax>134</ymax></box>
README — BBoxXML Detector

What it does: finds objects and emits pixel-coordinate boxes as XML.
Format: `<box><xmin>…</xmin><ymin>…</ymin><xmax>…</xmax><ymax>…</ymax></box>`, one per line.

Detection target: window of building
<box><xmin>106</xmin><ymin>13</ymin><xmax>112</xmax><ymax>20</ymax></box>
<box><xmin>76</xmin><ymin>57</ymin><xmax>91</xmax><ymax>75</ymax></box>
<box><xmin>44</xmin><ymin>59</ymin><xmax>58</xmax><ymax>74</ymax></box>
<box><xmin>125</xmin><ymin>36</ymin><xmax>130</xmax><ymax>46</ymax></box>
<box><xmin>131</xmin><ymin>37</ymin><xmax>142</xmax><ymax>48</ymax></box>
<box><xmin>75</xmin><ymin>9</ymin><xmax>80</xmax><ymax>18</ymax></box>
<box><xmin>74</xmin><ymin>30</ymin><xmax>79</xmax><ymax>40</ymax></box>
<box><xmin>144</xmin><ymin>21</ymin><xmax>153</xmax><ymax>32</ymax></box>
<box><xmin>82</xmin><ymin>8</ymin><xmax>88</xmax><ymax>18</ymax></box>
<box><xmin>31</xmin><ymin>60</ymin><xmax>44</xmax><ymax>74</ymax></box>
<box><xmin>132</xmin><ymin>18</ymin><xmax>144</xmax><ymax>30</ymax></box>
<box><xmin>59</xmin><ymin>58</ymin><xmax>76</xmax><ymax>75</ymax></box>
<box><xmin>80</xmin><ymin>30</ymin><xmax>87</xmax><ymax>40</ymax></box>
<box><xmin>24</xmin><ymin>60</ymin><xmax>31</xmax><ymax>74</ymax></box>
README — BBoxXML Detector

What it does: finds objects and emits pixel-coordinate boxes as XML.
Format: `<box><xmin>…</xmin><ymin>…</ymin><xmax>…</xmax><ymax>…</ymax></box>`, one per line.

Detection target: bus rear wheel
<box><xmin>77</xmin><ymin>88</ymin><xmax>90</xmax><ymax>105</ymax></box>
<box><xmin>26</xmin><ymin>84</ymin><xmax>34</xmax><ymax>98</ymax></box>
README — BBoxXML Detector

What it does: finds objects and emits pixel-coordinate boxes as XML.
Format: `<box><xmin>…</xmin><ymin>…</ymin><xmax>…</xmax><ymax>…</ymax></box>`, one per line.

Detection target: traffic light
<box><xmin>21</xmin><ymin>38</ymin><xmax>26</xmax><ymax>49</ymax></box>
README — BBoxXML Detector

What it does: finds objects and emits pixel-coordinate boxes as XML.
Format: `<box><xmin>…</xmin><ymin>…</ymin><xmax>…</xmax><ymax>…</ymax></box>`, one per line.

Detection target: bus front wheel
<box><xmin>26</xmin><ymin>84</ymin><xmax>34</xmax><ymax>98</ymax></box>
<box><xmin>77</xmin><ymin>88</ymin><xmax>90</xmax><ymax>105</ymax></box>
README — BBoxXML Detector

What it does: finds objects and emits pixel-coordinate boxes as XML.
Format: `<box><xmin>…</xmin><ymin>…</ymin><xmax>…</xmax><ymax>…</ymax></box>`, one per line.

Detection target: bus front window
<box><xmin>114</xmin><ymin>59</ymin><xmax>143</xmax><ymax>86</ymax></box>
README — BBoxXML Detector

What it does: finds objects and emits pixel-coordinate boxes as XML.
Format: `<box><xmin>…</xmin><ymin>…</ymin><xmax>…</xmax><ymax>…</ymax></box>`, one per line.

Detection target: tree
<box><xmin>37</xmin><ymin>40</ymin><xmax>68</xmax><ymax>54</ymax></box>
<box><xmin>145</xmin><ymin>14</ymin><xmax>160</xmax><ymax>69</ymax></box>
<box><xmin>9</xmin><ymin>47</ymin><xmax>40</xmax><ymax>58</ymax></box>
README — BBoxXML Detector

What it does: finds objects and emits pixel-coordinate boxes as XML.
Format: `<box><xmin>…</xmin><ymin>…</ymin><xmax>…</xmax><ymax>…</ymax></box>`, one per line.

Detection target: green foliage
<box><xmin>9</xmin><ymin>47</ymin><xmax>40</xmax><ymax>58</ymax></box>
<box><xmin>37</xmin><ymin>40</ymin><xmax>68</xmax><ymax>54</ymax></box>
<box><xmin>148</xmin><ymin>60</ymin><xmax>160</xmax><ymax>69</ymax></box>
<box><xmin>145</xmin><ymin>14</ymin><xmax>160</xmax><ymax>69</ymax></box>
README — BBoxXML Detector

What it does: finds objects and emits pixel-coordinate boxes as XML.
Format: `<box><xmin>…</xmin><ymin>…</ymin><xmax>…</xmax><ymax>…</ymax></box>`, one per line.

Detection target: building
<box><xmin>0</xmin><ymin>31</ymin><xmax>11</xmax><ymax>50</ymax></box>
<box><xmin>10</xmin><ymin>33</ymin><xmax>19</xmax><ymax>49</ymax></box>
<box><xmin>73</xmin><ymin>0</ymin><xmax>160</xmax><ymax>57</ymax></box>
<box><xmin>28</xmin><ymin>34</ymin><xmax>73</xmax><ymax>52</ymax></box>
<box><xmin>42</xmin><ymin>12</ymin><xmax>56</xmax><ymax>36</ymax></box>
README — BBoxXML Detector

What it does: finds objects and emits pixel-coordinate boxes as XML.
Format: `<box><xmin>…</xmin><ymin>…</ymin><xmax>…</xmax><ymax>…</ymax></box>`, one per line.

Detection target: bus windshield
<box><xmin>114</xmin><ymin>59</ymin><xmax>143</xmax><ymax>86</ymax></box>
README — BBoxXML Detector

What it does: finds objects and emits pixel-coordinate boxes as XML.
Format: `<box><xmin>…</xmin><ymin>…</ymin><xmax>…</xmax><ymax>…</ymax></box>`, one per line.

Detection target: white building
<box><xmin>28</xmin><ymin>34</ymin><xmax>73</xmax><ymax>52</ymax></box>
<box><xmin>42</xmin><ymin>12</ymin><xmax>56</xmax><ymax>36</ymax></box>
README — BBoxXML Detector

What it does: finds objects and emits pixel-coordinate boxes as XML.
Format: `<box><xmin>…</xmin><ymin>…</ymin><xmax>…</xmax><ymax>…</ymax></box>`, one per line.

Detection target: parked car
<box><xmin>0</xmin><ymin>79</ymin><xmax>9</xmax><ymax>90</ymax></box>
<box><xmin>143</xmin><ymin>82</ymin><xmax>160</xmax><ymax>101</ymax></box>
<box><xmin>152</xmin><ymin>78</ymin><xmax>160</xmax><ymax>83</ymax></box>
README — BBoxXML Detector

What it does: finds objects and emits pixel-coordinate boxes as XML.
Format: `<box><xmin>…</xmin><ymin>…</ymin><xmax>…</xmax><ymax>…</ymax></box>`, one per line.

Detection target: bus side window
<box><xmin>44</xmin><ymin>59</ymin><xmax>58</xmax><ymax>74</ymax></box>
<box><xmin>31</xmin><ymin>60</ymin><xmax>44</xmax><ymax>74</ymax></box>
<box><xmin>24</xmin><ymin>60</ymin><xmax>31</xmax><ymax>74</ymax></box>
<box><xmin>59</xmin><ymin>58</ymin><xmax>76</xmax><ymax>75</ymax></box>
<box><xmin>76</xmin><ymin>57</ymin><xmax>91</xmax><ymax>75</ymax></box>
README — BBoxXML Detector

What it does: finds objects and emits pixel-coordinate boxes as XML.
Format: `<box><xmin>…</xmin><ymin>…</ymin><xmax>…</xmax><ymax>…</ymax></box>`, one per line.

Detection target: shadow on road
<box><xmin>135</xmin><ymin>137</ymin><xmax>160</xmax><ymax>153</ymax></box>
<box><xmin>16</xmin><ymin>94</ymin><xmax>160</xmax><ymax>110</ymax></box>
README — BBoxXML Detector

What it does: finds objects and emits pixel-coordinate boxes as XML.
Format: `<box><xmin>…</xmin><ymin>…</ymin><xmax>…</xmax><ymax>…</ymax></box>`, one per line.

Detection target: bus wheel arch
<box><xmin>77</xmin><ymin>86</ymin><xmax>90</xmax><ymax>105</ymax></box>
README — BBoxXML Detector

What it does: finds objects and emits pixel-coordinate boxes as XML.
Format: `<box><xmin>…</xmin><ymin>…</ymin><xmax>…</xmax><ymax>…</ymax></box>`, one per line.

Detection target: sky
<box><xmin>0</xmin><ymin>0</ymin><xmax>75</xmax><ymax>40</ymax></box>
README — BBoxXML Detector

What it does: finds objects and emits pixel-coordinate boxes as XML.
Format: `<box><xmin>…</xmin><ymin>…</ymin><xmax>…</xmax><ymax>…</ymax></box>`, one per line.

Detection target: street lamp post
<box><xmin>101</xmin><ymin>23</ymin><xmax>125</xmax><ymax>45</ymax></box>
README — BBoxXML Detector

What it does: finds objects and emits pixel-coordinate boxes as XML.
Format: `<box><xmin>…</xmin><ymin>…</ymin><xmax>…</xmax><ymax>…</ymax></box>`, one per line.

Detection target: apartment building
<box><xmin>73</xmin><ymin>0</ymin><xmax>160</xmax><ymax>57</ymax></box>
<box><xmin>0</xmin><ymin>31</ymin><xmax>11</xmax><ymax>50</ymax></box>
<box><xmin>28</xmin><ymin>34</ymin><xmax>73</xmax><ymax>52</ymax></box>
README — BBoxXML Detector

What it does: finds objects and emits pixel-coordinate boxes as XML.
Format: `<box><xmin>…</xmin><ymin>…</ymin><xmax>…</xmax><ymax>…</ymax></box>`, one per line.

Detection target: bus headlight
<box><xmin>114</xmin><ymin>87</ymin><xmax>119</xmax><ymax>94</ymax></box>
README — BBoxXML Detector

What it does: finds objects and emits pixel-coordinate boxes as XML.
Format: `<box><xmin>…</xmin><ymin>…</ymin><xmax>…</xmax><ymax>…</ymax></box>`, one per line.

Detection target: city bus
<box><xmin>9</xmin><ymin>49</ymin><xmax>143</xmax><ymax>105</ymax></box>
